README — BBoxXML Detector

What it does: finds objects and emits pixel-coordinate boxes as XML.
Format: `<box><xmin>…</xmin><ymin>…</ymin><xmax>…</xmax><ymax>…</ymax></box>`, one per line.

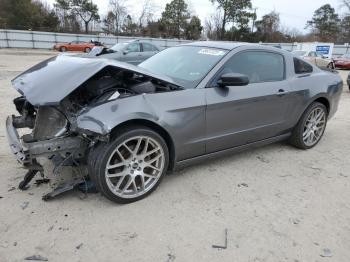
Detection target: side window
<box><xmin>309</xmin><ymin>51</ymin><xmax>317</xmax><ymax>57</ymax></box>
<box><xmin>142</xmin><ymin>43</ymin><xmax>158</xmax><ymax>52</ymax></box>
<box><xmin>126</xmin><ymin>43</ymin><xmax>141</xmax><ymax>53</ymax></box>
<box><xmin>294</xmin><ymin>58</ymin><xmax>313</xmax><ymax>74</ymax></box>
<box><xmin>152</xmin><ymin>45</ymin><xmax>159</xmax><ymax>51</ymax></box>
<box><xmin>221</xmin><ymin>51</ymin><xmax>285</xmax><ymax>84</ymax></box>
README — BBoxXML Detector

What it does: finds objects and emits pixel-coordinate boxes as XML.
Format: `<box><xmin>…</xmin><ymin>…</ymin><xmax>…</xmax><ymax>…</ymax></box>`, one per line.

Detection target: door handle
<box><xmin>276</xmin><ymin>89</ymin><xmax>288</xmax><ymax>96</ymax></box>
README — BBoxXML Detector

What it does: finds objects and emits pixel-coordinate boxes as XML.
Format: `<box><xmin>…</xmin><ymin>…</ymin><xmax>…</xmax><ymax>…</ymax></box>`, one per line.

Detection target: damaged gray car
<box><xmin>6</xmin><ymin>42</ymin><xmax>343</xmax><ymax>203</ymax></box>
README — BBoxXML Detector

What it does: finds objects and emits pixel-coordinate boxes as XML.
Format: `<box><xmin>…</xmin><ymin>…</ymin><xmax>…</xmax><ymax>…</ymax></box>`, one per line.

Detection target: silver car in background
<box><xmin>89</xmin><ymin>40</ymin><xmax>160</xmax><ymax>65</ymax></box>
<box><xmin>292</xmin><ymin>50</ymin><xmax>335</xmax><ymax>69</ymax></box>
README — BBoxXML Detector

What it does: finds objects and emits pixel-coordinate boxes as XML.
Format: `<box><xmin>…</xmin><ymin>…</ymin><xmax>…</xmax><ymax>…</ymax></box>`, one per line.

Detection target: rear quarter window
<box><xmin>294</xmin><ymin>58</ymin><xmax>313</xmax><ymax>74</ymax></box>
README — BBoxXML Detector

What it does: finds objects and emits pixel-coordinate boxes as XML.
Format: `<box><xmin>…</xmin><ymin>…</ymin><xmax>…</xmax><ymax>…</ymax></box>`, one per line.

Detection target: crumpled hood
<box><xmin>12</xmin><ymin>55</ymin><xmax>178</xmax><ymax>106</ymax></box>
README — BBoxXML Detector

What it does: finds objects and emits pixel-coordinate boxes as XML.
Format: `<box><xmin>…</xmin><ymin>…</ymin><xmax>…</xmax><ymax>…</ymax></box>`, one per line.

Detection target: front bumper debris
<box><xmin>6</xmin><ymin>114</ymin><xmax>91</xmax><ymax>199</ymax></box>
<box><xmin>6</xmin><ymin>115</ymin><xmax>88</xmax><ymax>166</ymax></box>
<box><xmin>6</xmin><ymin>115</ymin><xmax>30</xmax><ymax>164</ymax></box>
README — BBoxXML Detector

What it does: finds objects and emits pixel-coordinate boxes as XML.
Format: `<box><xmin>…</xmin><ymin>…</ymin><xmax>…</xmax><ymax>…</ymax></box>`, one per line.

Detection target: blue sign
<box><xmin>316</xmin><ymin>45</ymin><xmax>330</xmax><ymax>55</ymax></box>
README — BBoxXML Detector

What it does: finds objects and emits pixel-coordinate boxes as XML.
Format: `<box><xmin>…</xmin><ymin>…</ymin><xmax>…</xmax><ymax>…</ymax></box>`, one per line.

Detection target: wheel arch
<box><xmin>110</xmin><ymin>119</ymin><xmax>176</xmax><ymax>171</ymax></box>
<box><xmin>313</xmin><ymin>96</ymin><xmax>330</xmax><ymax>114</ymax></box>
<box><xmin>293</xmin><ymin>95</ymin><xmax>331</xmax><ymax>128</ymax></box>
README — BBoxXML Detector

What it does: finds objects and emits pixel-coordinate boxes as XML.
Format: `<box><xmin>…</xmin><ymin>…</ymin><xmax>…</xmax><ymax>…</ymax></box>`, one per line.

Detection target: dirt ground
<box><xmin>0</xmin><ymin>48</ymin><xmax>350</xmax><ymax>262</ymax></box>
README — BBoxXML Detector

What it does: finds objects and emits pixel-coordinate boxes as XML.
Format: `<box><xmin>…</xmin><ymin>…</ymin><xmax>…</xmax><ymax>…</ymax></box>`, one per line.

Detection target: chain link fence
<box><xmin>1</xmin><ymin>29</ymin><xmax>350</xmax><ymax>57</ymax></box>
<box><xmin>0</xmin><ymin>29</ymin><xmax>191</xmax><ymax>50</ymax></box>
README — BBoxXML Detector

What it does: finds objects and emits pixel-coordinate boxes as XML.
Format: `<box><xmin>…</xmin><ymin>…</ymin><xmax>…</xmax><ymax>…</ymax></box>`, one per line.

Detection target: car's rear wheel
<box><xmin>84</xmin><ymin>47</ymin><xmax>91</xmax><ymax>53</ymax></box>
<box><xmin>60</xmin><ymin>46</ymin><xmax>67</xmax><ymax>52</ymax></box>
<box><xmin>89</xmin><ymin>126</ymin><xmax>169</xmax><ymax>204</ymax></box>
<box><xmin>290</xmin><ymin>102</ymin><xmax>328</xmax><ymax>149</ymax></box>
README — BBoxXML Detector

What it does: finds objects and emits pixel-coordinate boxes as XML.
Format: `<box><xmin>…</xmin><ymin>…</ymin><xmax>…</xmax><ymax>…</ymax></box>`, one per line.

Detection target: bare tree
<box><xmin>138</xmin><ymin>0</ymin><xmax>155</xmax><ymax>28</ymax></box>
<box><xmin>108</xmin><ymin>0</ymin><xmax>127</xmax><ymax>34</ymax></box>
<box><xmin>205</xmin><ymin>10</ymin><xmax>223</xmax><ymax>40</ymax></box>
<box><xmin>342</xmin><ymin>0</ymin><xmax>350</xmax><ymax>12</ymax></box>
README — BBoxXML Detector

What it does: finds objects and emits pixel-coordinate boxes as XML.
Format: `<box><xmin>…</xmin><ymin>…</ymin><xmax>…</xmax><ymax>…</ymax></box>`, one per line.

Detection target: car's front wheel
<box><xmin>89</xmin><ymin>126</ymin><xmax>169</xmax><ymax>204</ymax></box>
<box><xmin>84</xmin><ymin>47</ymin><xmax>91</xmax><ymax>53</ymax></box>
<box><xmin>290</xmin><ymin>102</ymin><xmax>328</xmax><ymax>149</ymax></box>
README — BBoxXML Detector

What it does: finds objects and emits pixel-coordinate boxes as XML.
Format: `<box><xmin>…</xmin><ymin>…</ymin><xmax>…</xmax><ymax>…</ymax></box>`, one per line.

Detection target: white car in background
<box><xmin>292</xmin><ymin>50</ymin><xmax>335</xmax><ymax>69</ymax></box>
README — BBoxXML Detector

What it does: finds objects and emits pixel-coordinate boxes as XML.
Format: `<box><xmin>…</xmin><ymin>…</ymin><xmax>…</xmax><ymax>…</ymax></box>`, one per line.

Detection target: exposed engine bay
<box><xmin>62</xmin><ymin>66</ymin><xmax>179</xmax><ymax>113</ymax></box>
<box><xmin>7</xmin><ymin>64</ymin><xmax>181</xmax><ymax>199</ymax></box>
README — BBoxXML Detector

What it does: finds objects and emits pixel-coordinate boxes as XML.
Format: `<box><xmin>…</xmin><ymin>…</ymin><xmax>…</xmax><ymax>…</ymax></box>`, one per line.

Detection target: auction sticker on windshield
<box><xmin>198</xmin><ymin>49</ymin><xmax>226</xmax><ymax>56</ymax></box>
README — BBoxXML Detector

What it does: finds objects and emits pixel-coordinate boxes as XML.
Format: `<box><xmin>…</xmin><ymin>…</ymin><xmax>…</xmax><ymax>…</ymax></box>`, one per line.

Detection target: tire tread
<box><xmin>289</xmin><ymin>102</ymin><xmax>327</xmax><ymax>150</ymax></box>
<box><xmin>88</xmin><ymin>125</ymin><xmax>169</xmax><ymax>204</ymax></box>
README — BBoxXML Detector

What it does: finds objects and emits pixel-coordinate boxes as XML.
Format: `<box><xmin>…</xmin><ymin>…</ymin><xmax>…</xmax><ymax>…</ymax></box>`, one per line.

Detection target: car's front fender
<box><xmin>76</xmin><ymin>94</ymin><xmax>173</xmax><ymax>136</ymax></box>
<box><xmin>75</xmin><ymin>89</ymin><xmax>207</xmax><ymax>162</ymax></box>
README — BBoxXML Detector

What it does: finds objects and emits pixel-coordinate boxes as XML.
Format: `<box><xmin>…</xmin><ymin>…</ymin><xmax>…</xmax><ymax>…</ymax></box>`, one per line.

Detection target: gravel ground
<box><xmin>0</xmin><ymin>48</ymin><xmax>350</xmax><ymax>262</ymax></box>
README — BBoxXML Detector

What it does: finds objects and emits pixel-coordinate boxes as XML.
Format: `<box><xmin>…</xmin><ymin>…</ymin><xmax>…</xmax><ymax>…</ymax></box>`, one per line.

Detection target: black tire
<box><xmin>88</xmin><ymin>126</ymin><xmax>169</xmax><ymax>204</ymax></box>
<box><xmin>327</xmin><ymin>62</ymin><xmax>334</xmax><ymax>69</ymax></box>
<box><xmin>289</xmin><ymin>102</ymin><xmax>328</xmax><ymax>150</ymax></box>
<box><xmin>60</xmin><ymin>46</ymin><xmax>67</xmax><ymax>52</ymax></box>
<box><xmin>84</xmin><ymin>47</ymin><xmax>91</xmax><ymax>53</ymax></box>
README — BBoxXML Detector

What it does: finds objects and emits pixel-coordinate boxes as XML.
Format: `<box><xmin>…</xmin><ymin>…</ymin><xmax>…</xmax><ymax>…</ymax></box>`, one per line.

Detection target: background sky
<box><xmin>47</xmin><ymin>0</ymin><xmax>346</xmax><ymax>33</ymax></box>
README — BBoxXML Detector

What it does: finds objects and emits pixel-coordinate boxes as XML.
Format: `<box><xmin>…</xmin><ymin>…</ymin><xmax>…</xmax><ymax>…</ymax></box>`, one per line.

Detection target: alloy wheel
<box><xmin>302</xmin><ymin>107</ymin><xmax>327</xmax><ymax>147</ymax></box>
<box><xmin>105</xmin><ymin>136</ymin><xmax>165</xmax><ymax>199</ymax></box>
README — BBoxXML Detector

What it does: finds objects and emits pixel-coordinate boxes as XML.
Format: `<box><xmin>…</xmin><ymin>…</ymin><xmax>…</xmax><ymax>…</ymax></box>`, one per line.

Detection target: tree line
<box><xmin>0</xmin><ymin>0</ymin><xmax>350</xmax><ymax>43</ymax></box>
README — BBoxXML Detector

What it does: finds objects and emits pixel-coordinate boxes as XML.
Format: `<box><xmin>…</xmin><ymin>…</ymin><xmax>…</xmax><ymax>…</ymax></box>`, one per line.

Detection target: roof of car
<box><xmin>183</xmin><ymin>41</ymin><xmax>253</xmax><ymax>50</ymax></box>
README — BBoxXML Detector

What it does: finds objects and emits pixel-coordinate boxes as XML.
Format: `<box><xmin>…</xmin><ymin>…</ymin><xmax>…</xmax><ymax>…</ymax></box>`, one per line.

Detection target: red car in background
<box><xmin>334</xmin><ymin>54</ymin><xmax>350</xmax><ymax>69</ymax></box>
<box><xmin>53</xmin><ymin>40</ymin><xmax>102</xmax><ymax>53</ymax></box>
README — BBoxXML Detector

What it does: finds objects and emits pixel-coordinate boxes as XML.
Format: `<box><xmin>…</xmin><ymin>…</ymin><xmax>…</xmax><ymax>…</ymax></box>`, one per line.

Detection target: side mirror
<box><xmin>217</xmin><ymin>73</ymin><xmax>249</xmax><ymax>87</ymax></box>
<box><xmin>68</xmin><ymin>42</ymin><xmax>71</xmax><ymax>45</ymax></box>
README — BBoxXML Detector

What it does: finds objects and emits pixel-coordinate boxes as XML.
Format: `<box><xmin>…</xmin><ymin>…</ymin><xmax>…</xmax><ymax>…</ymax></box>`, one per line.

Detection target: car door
<box><xmin>65</xmin><ymin>41</ymin><xmax>74</xmax><ymax>51</ymax></box>
<box><xmin>205</xmin><ymin>50</ymin><xmax>295</xmax><ymax>153</ymax></box>
<box><xmin>305</xmin><ymin>51</ymin><xmax>317</xmax><ymax>65</ymax></box>
<box><xmin>68</xmin><ymin>41</ymin><xmax>79</xmax><ymax>51</ymax></box>
<box><xmin>120</xmin><ymin>42</ymin><xmax>142</xmax><ymax>65</ymax></box>
<box><xmin>315</xmin><ymin>53</ymin><xmax>328</xmax><ymax>67</ymax></box>
<box><xmin>141</xmin><ymin>43</ymin><xmax>159</xmax><ymax>61</ymax></box>
<box><xmin>77</xmin><ymin>42</ymin><xmax>87</xmax><ymax>52</ymax></box>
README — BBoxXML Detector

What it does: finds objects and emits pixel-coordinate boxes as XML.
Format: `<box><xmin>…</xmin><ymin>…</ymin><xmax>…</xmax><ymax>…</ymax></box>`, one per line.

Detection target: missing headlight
<box><xmin>32</xmin><ymin>107</ymin><xmax>68</xmax><ymax>141</ymax></box>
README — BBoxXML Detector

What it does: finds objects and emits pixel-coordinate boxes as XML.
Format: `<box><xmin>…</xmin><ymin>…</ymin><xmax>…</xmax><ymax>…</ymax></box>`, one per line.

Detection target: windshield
<box><xmin>292</xmin><ymin>51</ymin><xmax>306</xmax><ymax>57</ymax></box>
<box><xmin>110</xmin><ymin>42</ymin><xmax>129</xmax><ymax>52</ymax></box>
<box><xmin>139</xmin><ymin>46</ymin><xmax>228</xmax><ymax>88</ymax></box>
<box><xmin>341</xmin><ymin>53</ymin><xmax>350</xmax><ymax>59</ymax></box>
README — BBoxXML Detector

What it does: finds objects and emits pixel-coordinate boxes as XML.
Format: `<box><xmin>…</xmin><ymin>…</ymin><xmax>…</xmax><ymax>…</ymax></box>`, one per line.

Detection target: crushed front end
<box><xmin>6</xmin><ymin>55</ymin><xmax>181</xmax><ymax>200</ymax></box>
<box><xmin>6</xmin><ymin>97</ymin><xmax>91</xmax><ymax>199</ymax></box>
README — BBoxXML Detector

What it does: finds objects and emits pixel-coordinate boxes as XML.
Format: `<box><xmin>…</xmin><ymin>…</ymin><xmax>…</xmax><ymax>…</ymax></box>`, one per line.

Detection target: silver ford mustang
<box><xmin>6</xmin><ymin>42</ymin><xmax>343</xmax><ymax>203</ymax></box>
